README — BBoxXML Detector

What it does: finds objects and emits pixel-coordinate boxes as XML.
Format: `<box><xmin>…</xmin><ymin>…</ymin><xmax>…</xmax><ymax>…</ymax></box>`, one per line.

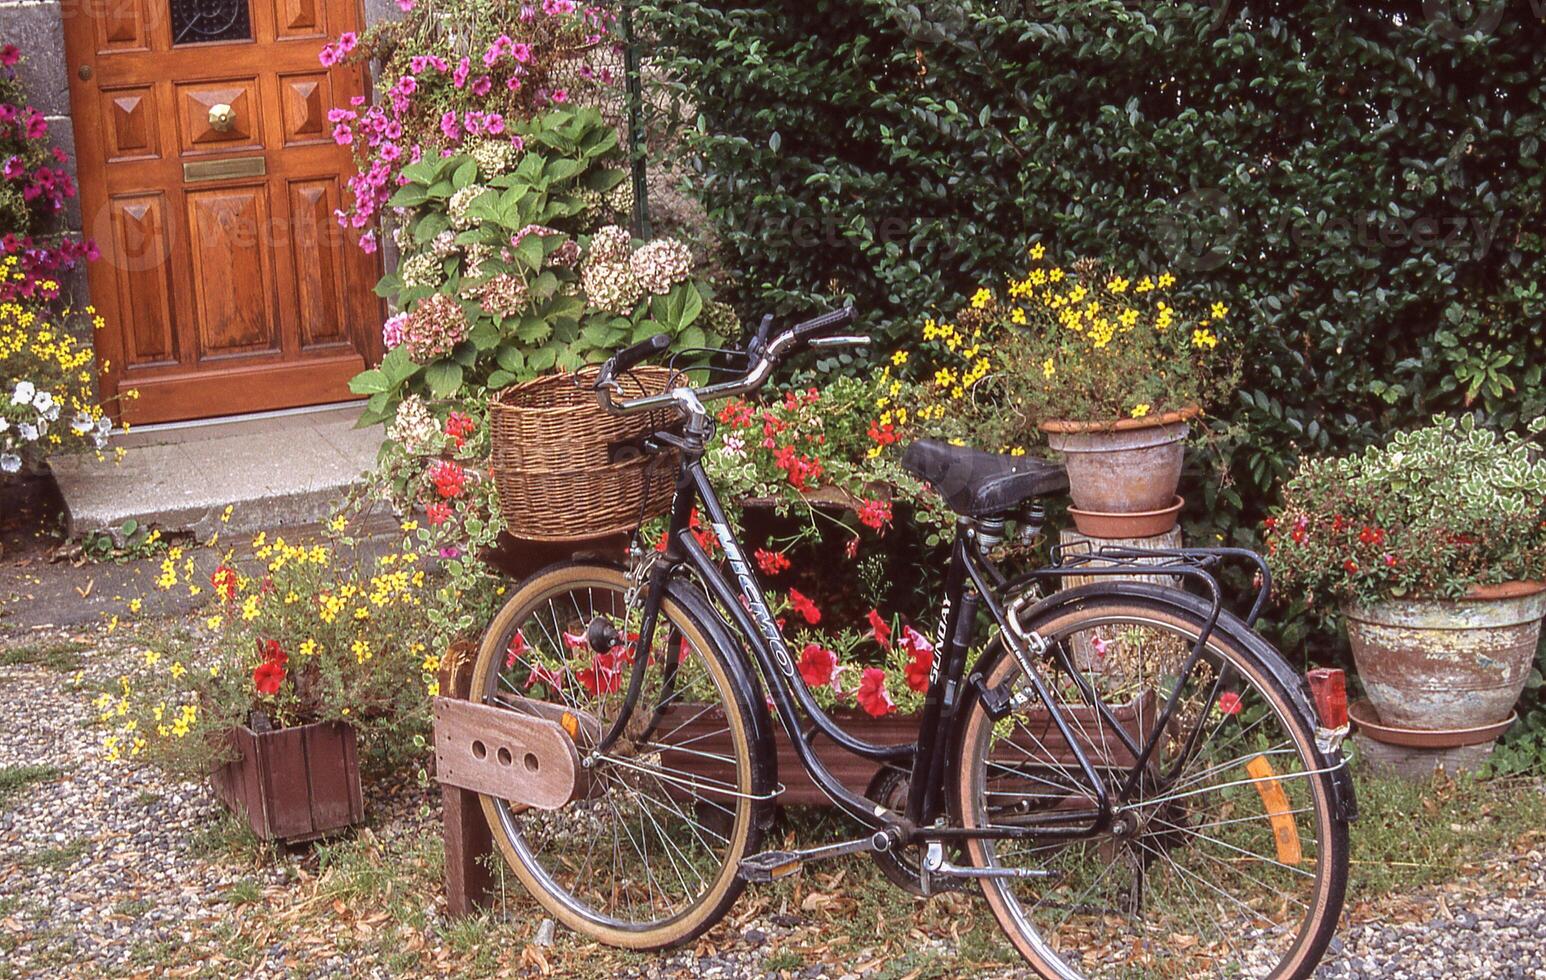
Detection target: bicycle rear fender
<box><xmin>954</xmin><ymin>581</ymin><xmax>1357</xmax><ymax>823</ymax></box>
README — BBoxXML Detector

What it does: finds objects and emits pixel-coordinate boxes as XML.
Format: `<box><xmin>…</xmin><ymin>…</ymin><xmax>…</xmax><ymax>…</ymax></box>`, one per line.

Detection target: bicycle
<box><xmin>467</xmin><ymin>308</ymin><xmax>1355</xmax><ymax>978</ymax></box>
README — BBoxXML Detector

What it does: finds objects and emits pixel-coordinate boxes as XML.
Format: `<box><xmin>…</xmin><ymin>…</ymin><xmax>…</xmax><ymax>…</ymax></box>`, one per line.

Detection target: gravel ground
<box><xmin>3</xmin><ymin>624</ymin><xmax>1545</xmax><ymax>978</ymax></box>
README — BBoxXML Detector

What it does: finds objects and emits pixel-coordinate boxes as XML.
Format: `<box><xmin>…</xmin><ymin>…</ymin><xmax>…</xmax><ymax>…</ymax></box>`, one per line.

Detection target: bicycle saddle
<box><xmin>900</xmin><ymin>439</ymin><xmax>1068</xmax><ymax>517</ymax></box>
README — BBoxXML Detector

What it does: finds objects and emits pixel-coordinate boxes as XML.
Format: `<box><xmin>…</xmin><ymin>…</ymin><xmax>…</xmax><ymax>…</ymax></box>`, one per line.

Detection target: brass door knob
<box><xmin>208</xmin><ymin>103</ymin><xmax>236</xmax><ymax>133</ymax></box>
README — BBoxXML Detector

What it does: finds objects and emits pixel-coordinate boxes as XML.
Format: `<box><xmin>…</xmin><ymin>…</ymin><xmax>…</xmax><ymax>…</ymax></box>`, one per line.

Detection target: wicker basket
<box><xmin>490</xmin><ymin>367</ymin><xmax>680</xmax><ymax>542</ymax></box>
<box><xmin>490</xmin><ymin>366</ymin><xmax>677</xmax><ymax>470</ymax></box>
<box><xmin>493</xmin><ymin>452</ymin><xmax>678</xmax><ymax>542</ymax></box>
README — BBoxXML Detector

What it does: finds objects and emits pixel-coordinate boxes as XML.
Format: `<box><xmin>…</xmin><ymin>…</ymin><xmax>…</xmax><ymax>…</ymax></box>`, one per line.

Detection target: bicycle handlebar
<box><xmin>594</xmin><ymin>307</ymin><xmax>867</xmax><ymax>416</ymax></box>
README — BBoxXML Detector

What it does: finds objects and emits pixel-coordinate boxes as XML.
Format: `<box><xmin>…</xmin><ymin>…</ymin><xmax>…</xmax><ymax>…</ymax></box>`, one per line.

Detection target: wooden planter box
<box><xmin>661</xmin><ymin>694</ymin><xmax>1154</xmax><ymax>807</ymax></box>
<box><xmin>210</xmin><ymin>721</ymin><xmax>365</xmax><ymax>842</ymax></box>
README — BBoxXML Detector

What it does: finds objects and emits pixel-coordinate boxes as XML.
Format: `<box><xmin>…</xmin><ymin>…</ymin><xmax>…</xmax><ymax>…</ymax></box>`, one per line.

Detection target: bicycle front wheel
<box><xmin>470</xmin><ymin>562</ymin><xmax>768</xmax><ymax>949</ymax></box>
<box><xmin>954</xmin><ymin>591</ymin><xmax>1348</xmax><ymax>979</ymax></box>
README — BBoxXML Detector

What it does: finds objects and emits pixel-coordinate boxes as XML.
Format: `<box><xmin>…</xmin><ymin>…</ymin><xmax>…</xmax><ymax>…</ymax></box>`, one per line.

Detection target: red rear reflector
<box><xmin>1307</xmin><ymin>668</ymin><xmax>1349</xmax><ymax>729</ymax></box>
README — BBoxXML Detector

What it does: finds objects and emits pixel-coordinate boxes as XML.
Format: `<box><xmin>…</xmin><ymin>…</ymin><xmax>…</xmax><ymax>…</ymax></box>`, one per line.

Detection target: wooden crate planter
<box><xmin>661</xmin><ymin>694</ymin><xmax>1155</xmax><ymax>806</ymax></box>
<box><xmin>210</xmin><ymin>721</ymin><xmax>365</xmax><ymax>842</ymax></box>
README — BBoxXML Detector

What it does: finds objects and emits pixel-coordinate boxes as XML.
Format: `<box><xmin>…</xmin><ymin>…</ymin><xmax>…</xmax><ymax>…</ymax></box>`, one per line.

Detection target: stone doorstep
<box><xmin>49</xmin><ymin>403</ymin><xmax>384</xmax><ymax>540</ymax></box>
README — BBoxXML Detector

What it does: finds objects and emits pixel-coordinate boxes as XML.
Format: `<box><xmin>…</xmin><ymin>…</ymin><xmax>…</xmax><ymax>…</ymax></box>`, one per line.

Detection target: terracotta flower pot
<box><xmin>1041</xmin><ymin>407</ymin><xmax>1198</xmax><ymax>517</ymax></box>
<box><xmin>209</xmin><ymin>720</ymin><xmax>365</xmax><ymax>842</ymax></box>
<box><xmin>1343</xmin><ymin>581</ymin><xmax>1546</xmax><ymax>731</ymax></box>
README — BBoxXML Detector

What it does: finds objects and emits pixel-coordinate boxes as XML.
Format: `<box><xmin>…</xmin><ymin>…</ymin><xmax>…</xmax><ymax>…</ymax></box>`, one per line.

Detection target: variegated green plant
<box><xmin>1267</xmin><ymin>415</ymin><xmax>1546</xmax><ymax>607</ymax></box>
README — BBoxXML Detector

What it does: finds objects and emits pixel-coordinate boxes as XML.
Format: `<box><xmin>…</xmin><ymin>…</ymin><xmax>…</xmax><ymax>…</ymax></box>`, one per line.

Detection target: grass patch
<box><xmin>185</xmin><ymin>811</ymin><xmax>271</xmax><ymax>865</ymax></box>
<box><xmin>1349</xmin><ymin>769</ymin><xmax>1546</xmax><ymax>899</ymax></box>
<box><xmin>222</xmin><ymin>879</ymin><xmax>263</xmax><ymax>906</ymax></box>
<box><xmin>0</xmin><ymin>764</ymin><xmax>61</xmax><ymax>807</ymax></box>
<box><xmin>113</xmin><ymin>898</ymin><xmax>152</xmax><ymax>918</ymax></box>
<box><xmin>0</xmin><ymin>639</ymin><xmax>88</xmax><ymax>671</ymax></box>
<box><xmin>18</xmin><ymin>837</ymin><xmax>89</xmax><ymax>872</ymax></box>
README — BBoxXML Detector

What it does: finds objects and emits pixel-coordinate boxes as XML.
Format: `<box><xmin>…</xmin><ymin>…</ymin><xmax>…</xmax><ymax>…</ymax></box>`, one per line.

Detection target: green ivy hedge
<box><xmin>640</xmin><ymin>5</ymin><xmax>1542</xmax><ymax>547</ymax></box>
<box><xmin>639</xmin><ymin>0</ymin><xmax>1546</xmax><ymax>759</ymax></box>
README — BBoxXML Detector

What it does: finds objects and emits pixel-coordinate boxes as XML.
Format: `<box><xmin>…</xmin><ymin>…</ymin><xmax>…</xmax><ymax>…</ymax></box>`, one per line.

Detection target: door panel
<box><xmin>108</xmin><ymin>195</ymin><xmax>179</xmax><ymax>366</ymax></box>
<box><xmin>102</xmin><ymin>87</ymin><xmax>160</xmax><ymax>161</ymax></box>
<box><xmin>177</xmin><ymin>80</ymin><xmax>261</xmax><ymax>152</ymax></box>
<box><xmin>288</xmin><ymin>178</ymin><xmax>350</xmax><ymax>348</ymax></box>
<box><xmin>279</xmin><ymin>73</ymin><xmax>330</xmax><ymax>145</ymax></box>
<box><xmin>63</xmin><ymin>0</ymin><xmax>383</xmax><ymax>424</ymax></box>
<box><xmin>186</xmin><ymin>185</ymin><xmax>278</xmax><ymax>355</ymax></box>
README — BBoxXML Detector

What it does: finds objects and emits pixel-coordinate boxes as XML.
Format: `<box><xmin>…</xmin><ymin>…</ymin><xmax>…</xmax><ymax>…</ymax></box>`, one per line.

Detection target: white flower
<box><xmin>0</xmin><ymin>417</ymin><xmax>8</xmax><ymax>434</ymax></box>
<box><xmin>722</xmin><ymin>434</ymin><xmax>745</xmax><ymax>459</ymax></box>
<box><xmin>72</xmin><ymin>413</ymin><xmax>95</xmax><ymax>435</ymax></box>
<box><xmin>18</xmin><ymin>424</ymin><xmax>38</xmax><ymax>443</ymax></box>
<box><xmin>11</xmin><ymin>381</ymin><xmax>35</xmax><ymax>405</ymax></box>
<box><xmin>1</xmin><ymin>453</ymin><xmax>21</xmax><ymax>473</ymax></box>
<box><xmin>32</xmin><ymin>390</ymin><xmax>54</xmax><ymax>414</ymax></box>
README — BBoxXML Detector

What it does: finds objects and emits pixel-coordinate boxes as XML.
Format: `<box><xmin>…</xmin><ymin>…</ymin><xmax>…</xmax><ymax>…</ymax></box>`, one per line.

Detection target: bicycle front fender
<box><xmin>955</xmin><ymin>581</ymin><xmax>1357</xmax><ymax>823</ymax></box>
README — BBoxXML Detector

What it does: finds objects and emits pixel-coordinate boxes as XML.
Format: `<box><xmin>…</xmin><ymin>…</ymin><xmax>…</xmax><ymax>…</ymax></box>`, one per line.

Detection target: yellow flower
<box><xmin>208</xmin><ymin>665</ymin><xmax>220</xmax><ymax>678</ymax></box>
<box><xmin>1009</xmin><ymin>446</ymin><xmax>1026</xmax><ymax>456</ymax></box>
<box><xmin>1131</xmin><ymin>404</ymin><xmax>1151</xmax><ymax>419</ymax></box>
<box><xmin>1028</xmin><ymin>242</ymin><xmax>1046</xmax><ymax>260</ymax></box>
<box><xmin>890</xmin><ymin>350</ymin><xmax>909</xmax><ymax>366</ymax></box>
<box><xmin>241</xmin><ymin>595</ymin><xmax>260</xmax><ymax>621</ymax></box>
<box><xmin>970</xmin><ymin>288</ymin><xmax>992</xmax><ymax>309</ymax></box>
<box><xmin>205</xmin><ymin>614</ymin><xmax>223</xmax><ymax>630</ymax></box>
<box><xmin>128</xmin><ymin>598</ymin><xmax>142</xmax><ymax>614</ymax></box>
<box><xmin>143</xmin><ymin>650</ymin><xmax>160</xmax><ymax>667</ymax></box>
<box><xmin>1157</xmin><ymin>272</ymin><xmax>1176</xmax><ymax>289</ymax></box>
<box><xmin>169</xmin><ymin>662</ymin><xmax>186</xmax><ymax>678</ymax></box>
<box><xmin>352</xmin><ymin>638</ymin><xmax>372</xmax><ymax>663</ymax></box>
<box><xmin>1010</xmin><ymin>308</ymin><xmax>1027</xmax><ymax>325</ymax></box>
<box><xmin>1042</xmin><ymin>358</ymin><xmax>1056</xmax><ymax>379</ymax></box>
<box><xmin>1191</xmin><ymin>328</ymin><xmax>1220</xmax><ymax>350</ymax></box>
<box><xmin>328</xmin><ymin>514</ymin><xmax>348</xmax><ymax>533</ymax></box>
<box><xmin>1106</xmin><ymin>276</ymin><xmax>1130</xmax><ymax>294</ymax></box>
<box><xmin>299</xmin><ymin>639</ymin><xmax>318</xmax><ymax>657</ymax></box>
<box><xmin>1211</xmin><ymin>302</ymin><xmax>1229</xmax><ymax>319</ymax></box>
<box><xmin>220</xmin><ymin>505</ymin><xmax>234</xmax><ymax>524</ymax></box>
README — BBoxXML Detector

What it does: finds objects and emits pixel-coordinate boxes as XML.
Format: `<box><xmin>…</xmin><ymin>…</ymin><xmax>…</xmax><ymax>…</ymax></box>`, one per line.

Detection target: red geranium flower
<box><xmin>1358</xmin><ymin>526</ymin><xmax>1384</xmax><ymax>546</ymax></box>
<box><xmin>1343</xmin><ymin>559</ymin><xmax>1359</xmax><ymax>574</ymax></box>
<box><xmin>787</xmin><ymin>588</ymin><xmax>821</xmax><ymax>625</ymax></box>
<box><xmin>1383</xmin><ymin>553</ymin><xmax>1398</xmax><ymax>568</ymax></box>
<box><xmin>755</xmin><ymin>548</ymin><xmax>790</xmax><ymax>576</ymax></box>
<box><xmin>211</xmin><ymin>564</ymin><xmax>238</xmax><ymax>601</ymax></box>
<box><xmin>253</xmin><ymin>659</ymin><xmax>285</xmax><ymax>696</ymax></box>
<box><xmin>443</xmin><ymin>411</ymin><xmax>477</xmax><ymax>448</ymax></box>
<box><xmin>524</xmin><ymin>662</ymin><xmax>564</xmax><ymax>691</ymax></box>
<box><xmin>797</xmin><ymin>643</ymin><xmax>837</xmax><ymax>688</ymax></box>
<box><xmin>505</xmin><ymin>629</ymin><xmax>528</xmax><ymax>669</ymax></box>
<box><xmin>1218</xmin><ymin>691</ymin><xmax>1243</xmax><ymax>715</ymax></box>
<box><xmin>900</xmin><ymin>626</ymin><xmax>935</xmax><ymax>693</ymax></box>
<box><xmin>857</xmin><ymin>498</ymin><xmax>893</xmax><ymax>532</ymax></box>
<box><xmin>426</xmin><ymin>501</ymin><xmax>453</xmax><ymax>525</ymax></box>
<box><xmin>856</xmin><ymin>667</ymin><xmax>896</xmax><ymax>718</ymax></box>
<box><xmin>577</xmin><ymin>649</ymin><xmax>625</xmax><ymax>696</ymax></box>
<box><xmin>868</xmin><ymin>609</ymin><xmax>892</xmax><ymax>650</ymax></box>
<box><xmin>260</xmin><ymin>638</ymin><xmax>287</xmax><ymax>667</ymax></box>
<box><xmin>428</xmin><ymin>459</ymin><xmax>467</xmax><ymax>499</ymax></box>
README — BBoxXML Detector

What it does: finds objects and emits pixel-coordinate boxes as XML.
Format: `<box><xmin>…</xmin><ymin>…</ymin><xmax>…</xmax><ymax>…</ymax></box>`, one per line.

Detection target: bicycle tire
<box><xmin>953</xmin><ymin>591</ymin><xmax>1349</xmax><ymax>979</ymax></box>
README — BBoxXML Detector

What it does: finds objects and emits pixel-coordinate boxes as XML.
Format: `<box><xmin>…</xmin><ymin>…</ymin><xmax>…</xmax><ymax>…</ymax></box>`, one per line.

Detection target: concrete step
<box><xmin>49</xmin><ymin>402</ymin><xmax>384</xmax><ymax>539</ymax></box>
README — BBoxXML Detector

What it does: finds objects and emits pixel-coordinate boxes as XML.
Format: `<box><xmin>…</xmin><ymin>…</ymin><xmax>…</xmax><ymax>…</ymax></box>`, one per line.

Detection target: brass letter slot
<box><xmin>183</xmin><ymin>156</ymin><xmax>266</xmax><ymax>183</ymax></box>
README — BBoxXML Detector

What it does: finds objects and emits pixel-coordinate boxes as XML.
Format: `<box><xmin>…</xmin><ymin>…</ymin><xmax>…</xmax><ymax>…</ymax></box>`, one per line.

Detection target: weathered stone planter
<box><xmin>1343</xmin><ymin>582</ymin><xmax>1546</xmax><ymax>732</ymax></box>
<box><xmin>1041</xmin><ymin>407</ymin><xmax>1198</xmax><ymax>530</ymax></box>
<box><xmin>210</xmin><ymin>721</ymin><xmax>365</xmax><ymax>842</ymax></box>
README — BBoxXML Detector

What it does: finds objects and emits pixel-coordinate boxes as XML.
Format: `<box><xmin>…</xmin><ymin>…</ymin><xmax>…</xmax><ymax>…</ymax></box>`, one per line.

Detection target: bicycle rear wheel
<box><xmin>470</xmin><ymin>562</ymin><xmax>769</xmax><ymax>949</ymax></box>
<box><xmin>953</xmin><ymin>591</ymin><xmax>1348</xmax><ymax>979</ymax></box>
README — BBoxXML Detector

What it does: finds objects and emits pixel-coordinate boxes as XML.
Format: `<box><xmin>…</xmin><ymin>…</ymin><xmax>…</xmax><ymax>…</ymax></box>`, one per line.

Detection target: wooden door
<box><xmin>62</xmin><ymin>0</ymin><xmax>384</xmax><ymax>424</ymax></box>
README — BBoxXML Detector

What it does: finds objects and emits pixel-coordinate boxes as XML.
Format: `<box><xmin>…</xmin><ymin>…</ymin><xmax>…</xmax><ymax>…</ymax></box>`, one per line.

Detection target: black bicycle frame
<box><xmin>601</xmin><ymin>438</ymin><xmax>1254</xmax><ymax>846</ymax></box>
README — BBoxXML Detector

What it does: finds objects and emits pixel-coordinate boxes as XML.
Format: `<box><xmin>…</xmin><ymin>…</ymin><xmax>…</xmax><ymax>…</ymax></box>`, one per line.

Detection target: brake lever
<box><xmin>809</xmin><ymin>334</ymin><xmax>872</xmax><ymax>348</ymax></box>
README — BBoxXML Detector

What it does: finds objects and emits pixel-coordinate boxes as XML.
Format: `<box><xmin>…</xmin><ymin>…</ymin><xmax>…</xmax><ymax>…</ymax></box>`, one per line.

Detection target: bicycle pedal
<box><xmin>738</xmin><ymin>850</ymin><xmax>804</xmax><ymax>882</ymax></box>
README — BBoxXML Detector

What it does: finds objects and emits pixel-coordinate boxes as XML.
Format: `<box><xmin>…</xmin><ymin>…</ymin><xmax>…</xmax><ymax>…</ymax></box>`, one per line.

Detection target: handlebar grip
<box><xmin>790</xmin><ymin>306</ymin><xmax>857</xmax><ymax>343</ymax></box>
<box><xmin>611</xmin><ymin>332</ymin><xmax>671</xmax><ymax>376</ymax></box>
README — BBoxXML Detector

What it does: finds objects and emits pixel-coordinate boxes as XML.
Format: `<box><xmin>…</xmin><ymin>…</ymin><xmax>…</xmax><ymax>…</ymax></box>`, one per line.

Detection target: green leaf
<box><xmin>451</xmin><ymin>159</ymin><xmax>478</xmax><ymax>191</ymax></box>
<box><xmin>348</xmin><ymin>368</ymin><xmax>390</xmax><ymax>395</ymax></box>
<box><xmin>424</xmin><ymin>361</ymin><xmax>464</xmax><ymax>398</ymax></box>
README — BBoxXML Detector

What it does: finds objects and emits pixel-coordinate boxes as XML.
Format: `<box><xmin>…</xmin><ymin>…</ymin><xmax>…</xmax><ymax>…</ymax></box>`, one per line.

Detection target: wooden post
<box><xmin>436</xmin><ymin>532</ymin><xmax>628</xmax><ymax>917</ymax></box>
<box><xmin>437</xmin><ymin>641</ymin><xmax>494</xmax><ymax>917</ymax></box>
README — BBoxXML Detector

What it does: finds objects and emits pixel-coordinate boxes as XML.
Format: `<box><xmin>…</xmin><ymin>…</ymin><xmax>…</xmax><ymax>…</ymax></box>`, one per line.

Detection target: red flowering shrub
<box><xmin>856</xmin><ymin>667</ymin><xmax>896</xmax><ymax>718</ymax></box>
<box><xmin>1269</xmin><ymin>416</ymin><xmax>1546</xmax><ymax>607</ymax></box>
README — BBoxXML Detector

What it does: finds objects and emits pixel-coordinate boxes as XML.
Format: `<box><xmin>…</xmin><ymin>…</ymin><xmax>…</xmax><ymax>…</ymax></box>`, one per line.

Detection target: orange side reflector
<box><xmin>1246</xmin><ymin>754</ymin><xmax>1303</xmax><ymax>866</ymax></box>
<box><xmin>560</xmin><ymin>711</ymin><xmax>579</xmax><ymax>741</ymax></box>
